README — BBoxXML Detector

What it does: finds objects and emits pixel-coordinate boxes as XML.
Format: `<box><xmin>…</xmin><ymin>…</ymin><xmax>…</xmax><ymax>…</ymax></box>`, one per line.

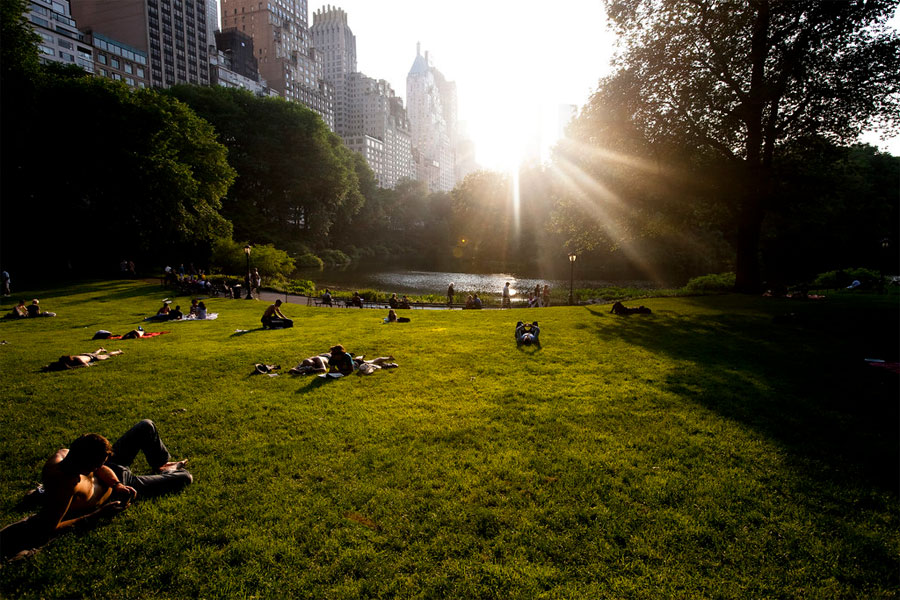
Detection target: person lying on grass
<box><xmin>290</xmin><ymin>346</ymin><xmax>397</xmax><ymax>376</ymax></box>
<box><xmin>42</xmin><ymin>348</ymin><xmax>124</xmax><ymax>371</ymax></box>
<box><xmin>515</xmin><ymin>321</ymin><xmax>541</xmax><ymax>347</ymax></box>
<box><xmin>289</xmin><ymin>353</ymin><xmax>331</xmax><ymax>375</ymax></box>
<box><xmin>0</xmin><ymin>419</ymin><xmax>191</xmax><ymax>561</ymax></box>
<box><xmin>261</xmin><ymin>299</ymin><xmax>293</xmax><ymax>329</ymax></box>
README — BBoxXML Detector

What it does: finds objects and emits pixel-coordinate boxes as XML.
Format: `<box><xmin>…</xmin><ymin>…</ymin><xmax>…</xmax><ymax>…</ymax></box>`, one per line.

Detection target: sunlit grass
<box><xmin>0</xmin><ymin>281</ymin><xmax>897</xmax><ymax>598</ymax></box>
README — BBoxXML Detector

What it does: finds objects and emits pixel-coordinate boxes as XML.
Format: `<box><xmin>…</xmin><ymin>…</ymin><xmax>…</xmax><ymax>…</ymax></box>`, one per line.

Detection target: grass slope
<box><xmin>0</xmin><ymin>281</ymin><xmax>897</xmax><ymax>599</ymax></box>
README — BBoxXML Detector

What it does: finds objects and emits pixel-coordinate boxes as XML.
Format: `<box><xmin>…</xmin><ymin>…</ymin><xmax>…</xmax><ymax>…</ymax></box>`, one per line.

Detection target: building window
<box><xmin>111</xmin><ymin>58</ymin><xmax>119</xmax><ymax>68</ymax></box>
<box><xmin>98</xmin><ymin>53</ymin><xmax>106</xmax><ymax>64</ymax></box>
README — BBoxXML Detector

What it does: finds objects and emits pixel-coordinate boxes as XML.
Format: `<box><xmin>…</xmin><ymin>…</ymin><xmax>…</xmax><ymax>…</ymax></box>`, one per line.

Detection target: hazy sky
<box><xmin>310</xmin><ymin>0</ymin><xmax>615</xmax><ymax>169</ymax></box>
<box><xmin>282</xmin><ymin>2</ymin><xmax>898</xmax><ymax>167</ymax></box>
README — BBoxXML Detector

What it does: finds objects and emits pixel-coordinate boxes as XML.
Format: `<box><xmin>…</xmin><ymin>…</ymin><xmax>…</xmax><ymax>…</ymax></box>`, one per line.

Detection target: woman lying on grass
<box><xmin>42</xmin><ymin>349</ymin><xmax>123</xmax><ymax>371</ymax></box>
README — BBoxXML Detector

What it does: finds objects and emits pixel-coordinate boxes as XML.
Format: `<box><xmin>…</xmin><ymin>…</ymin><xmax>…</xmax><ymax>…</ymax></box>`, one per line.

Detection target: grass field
<box><xmin>0</xmin><ymin>280</ymin><xmax>897</xmax><ymax>599</ymax></box>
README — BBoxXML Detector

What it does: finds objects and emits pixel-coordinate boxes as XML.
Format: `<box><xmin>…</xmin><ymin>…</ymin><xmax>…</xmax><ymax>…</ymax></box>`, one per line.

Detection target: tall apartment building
<box><xmin>345</xmin><ymin>74</ymin><xmax>415</xmax><ymax>188</ymax></box>
<box><xmin>309</xmin><ymin>6</ymin><xmax>355</xmax><ymax>136</ymax></box>
<box><xmin>27</xmin><ymin>0</ymin><xmax>93</xmax><ymax>72</ymax></box>
<box><xmin>311</xmin><ymin>6</ymin><xmax>414</xmax><ymax>188</ymax></box>
<box><xmin>407</xmin><ymin>44</ymin><xmax>455</xmax><ymax>192</ymax></box>
<box><xmin>222</xmin><ymin>0</ymin><xmax>333</xmax><ymax>129</ymax></box>
<box><xmin>70</xmin><ymin>0</ymin><xmax>211</xmax><ymax>88</ymax></box>
<box><xmin>206</xmin><ymin>0</ymin><xmax>219</xmax><ymax>43</ymax></box>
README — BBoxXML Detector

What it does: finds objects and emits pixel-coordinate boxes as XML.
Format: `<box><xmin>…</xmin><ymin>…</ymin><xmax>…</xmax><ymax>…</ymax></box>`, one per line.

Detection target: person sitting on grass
<box><xmin>197</xmin><ymin>301</ymin><xmax>207</xmax><ymax>320</ymax></box>
<box><xmin>6</xmin><ymin>299</ymin><xmax>27</xmax><ymax>319</ymax></box>
<box><xmin>189</xmin><ymin>299</ymin><xmax>199</xmax><ymax>318</ymax></box>
<box><xmin>0</xmin><ymin>419</ymin><xmax>191</xmax><ymax>560</ymax></box>
<box><xmin>515</xmin><ymin>321</ymin><xmax>541</xmax><ymax>347</ymax></box>
<box><xmin>169</xmin><ymin>304</ymin><xmax>184</xmax><ymax>320</ymax></box>
<box><xmin>261</xmin><ymin>299</ymin><xmax>293</xmax><ymax>329</ymax></box>
<box><xmin>27</xmin><ymin>299</ymin><xmax>56</xmax><ymax>318</ymax></box>
<box><xmin>42</xmin><ymin>349</ymin><xmax>124</xmax><ymax>371</ymax></box>
<box><xmin>384</xmin><ymin>309</ymin><xmax>410</xmax><ymax>323</ymax></box>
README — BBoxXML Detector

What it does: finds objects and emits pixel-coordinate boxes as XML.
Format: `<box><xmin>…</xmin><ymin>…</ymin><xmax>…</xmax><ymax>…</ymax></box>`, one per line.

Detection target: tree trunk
<box><xmin>734</xmin><ymin>200</ymin><xmax>763</xmax><ymax>293</ymax></box>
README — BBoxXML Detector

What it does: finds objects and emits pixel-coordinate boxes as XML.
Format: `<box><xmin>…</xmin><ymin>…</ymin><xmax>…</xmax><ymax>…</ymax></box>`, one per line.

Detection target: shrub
<box><xmin>813</xmin><ymin>268</ymin><xmax>881</xmax><ymax>289</ymax></box>
<box><xmin>210</xmin><ymin>238</ymin><xmax>295</xmax><ymax>279</ymax></box>
<box><xmin>295</xmin><ymin>253</ymin><xmax>324</xmax><ymax>269</ymax></box>
<box><xmin>684</xmin><ymin>273</ymin><xmax>736</xmax><ymax>292</ymax></box>
<box><xmin>319</xmin><ymin>249</ymin><xmax>351</xmax><ymax>267</ymax></box>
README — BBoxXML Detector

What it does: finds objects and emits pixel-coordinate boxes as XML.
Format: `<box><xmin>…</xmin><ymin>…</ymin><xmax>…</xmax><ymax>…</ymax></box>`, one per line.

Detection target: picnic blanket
<box><xmin>181</xmin><ymin>313</ymin><xmax>218</xmax><ymax>320</ymax></box>
<box><xmin>108</xmin><ymin>331</ymin><xmax>169</xmax><ymax>340</ymax></box>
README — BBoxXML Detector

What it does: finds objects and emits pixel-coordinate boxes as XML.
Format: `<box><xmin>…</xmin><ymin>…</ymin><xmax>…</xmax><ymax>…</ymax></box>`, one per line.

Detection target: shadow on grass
<box><xmin>229</xmin><ymin>328</ymin><xmax>266</xmax><ymax>337</ymax></box>
<box><xmin>582</xmin><ymin>297</ymin><xmax>899</xmax><ymax>494</ymax></box>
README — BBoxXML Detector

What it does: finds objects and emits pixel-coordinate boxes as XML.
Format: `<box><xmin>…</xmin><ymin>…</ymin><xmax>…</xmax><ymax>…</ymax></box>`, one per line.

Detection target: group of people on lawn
<box><xmin>1</xmin><ymin>287</ymin><xmax>546</xmax><ymax>561</ymax></box>
<box><xmin>6</xmin><ymin>298</ymin><xmax>56</xmax><ymax>319</ymax></box>
<box><xmin>149</xmin><ymin>298</ymin><xmax>209</xmax><ymax>321</ymax></box>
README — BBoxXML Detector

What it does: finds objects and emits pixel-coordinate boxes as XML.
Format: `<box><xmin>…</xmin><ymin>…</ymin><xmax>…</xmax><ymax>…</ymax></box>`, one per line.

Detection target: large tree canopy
<box><xmin>165</xmin><ymin>86</ymin><xmax>365</xmax><ymax>254</ymax></box>
<box><xmin>1</xmin><ymin>74</ymin><xmax>235</xmax><ymax>275</ymax></box>
<box><xmin>564</xmin><ymin>0</ymin><xmax>900</xmax><ymax>290</ymax></box>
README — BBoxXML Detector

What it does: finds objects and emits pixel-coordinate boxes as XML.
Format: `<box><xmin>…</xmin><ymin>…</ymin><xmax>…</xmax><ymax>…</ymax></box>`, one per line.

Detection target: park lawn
<box><xmin>0</xmin><ymin>280</ymin><xmax>897</xmax><ymax>599</ymax></box>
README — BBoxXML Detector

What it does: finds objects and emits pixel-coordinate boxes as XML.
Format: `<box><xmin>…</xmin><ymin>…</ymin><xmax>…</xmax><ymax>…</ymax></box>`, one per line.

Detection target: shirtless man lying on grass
<box><xmin>0</xmin><ymin>420</ymin><xmax>191</xmax><ymax>560</ymax></box>
<box><xmin>42</xmin><ymin>348</ymin><xmax>123</xmax><ymax>371</ymax></box>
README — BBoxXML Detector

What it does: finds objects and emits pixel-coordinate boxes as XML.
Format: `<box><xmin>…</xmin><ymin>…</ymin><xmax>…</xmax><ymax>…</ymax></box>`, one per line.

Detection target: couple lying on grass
<box><xmin>289</xmin><ymin>344</ymin><xmax>398</xmax><ymax>376</ymax></box>
<box><xmin>0</xmin><ymin>420</ymin><xmax>191</xmax><ymax>561</ymax></box>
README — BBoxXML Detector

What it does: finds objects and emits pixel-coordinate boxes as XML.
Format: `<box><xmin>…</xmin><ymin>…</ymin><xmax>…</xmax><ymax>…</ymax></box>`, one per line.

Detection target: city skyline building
<box><xmin>27</xmin><ymin>0</ymin><xmax>94</xmax><ymax>73</ymax></box>
<box><xmin>312</xmin><ymin>6</ymin><xmax>414</xmax><ymax>188</ymax></box>
<box><xmin>406</xmin><ymin>44</ymin><xmax>455</xmax><ymax>192</ymax></box>
<box><xmin>70</xmin><ymin>0</ymin><xmax>212</xmax><ymax>88</ymax></box>
<box><xmin>310</xmin><ymin>6</ymin><xmax>355</xmax><ymax>136</ymax></box>
<box><xmin>222</xmin><ymin>0</ymin><xmax>333</xmax><ymax>129</ymax></box>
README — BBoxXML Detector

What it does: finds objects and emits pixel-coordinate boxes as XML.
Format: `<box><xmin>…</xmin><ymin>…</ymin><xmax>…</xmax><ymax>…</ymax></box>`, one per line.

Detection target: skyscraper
<box><xmin>309</xmin><ymin>6</ymin><xmax>355</xmax><ymax>136</ymax></box>
<box><xmin>70</xmin><ymin>0</ymin><xmax>212</xmax><ymax>88</ymax></box>
<box><xmin>222</xmin><ymin>0</ymin><xmax>333</xmax><ymax>128</ymax></box>
<box><xmin>311</xmin><ymin>6</ymin><xmax>414</xmax><ymax>188</ymax></box>
<box><xmin>407</xmin><ymin>44</ymin><xmax>455</xmax><ymax>192</ymax></box>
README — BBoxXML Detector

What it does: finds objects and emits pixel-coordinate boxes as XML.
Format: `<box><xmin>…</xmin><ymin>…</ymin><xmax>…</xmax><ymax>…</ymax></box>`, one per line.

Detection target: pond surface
<box><xmin>297</xmin><ymin>266</ymin><xmax>659</xmax><ymax>298</ymax></box>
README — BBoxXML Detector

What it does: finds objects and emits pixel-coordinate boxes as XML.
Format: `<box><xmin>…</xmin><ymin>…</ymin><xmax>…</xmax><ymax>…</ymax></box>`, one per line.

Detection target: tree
<box><xmin>1</xmin><ymin>75</ymin><xmax>235</xmax><ymax>275</ymax></box>
<box><xmin>581</xmin><ymin>0</ymin><xmax>900</xmax><ymax>291</ymax></box>
<box><xmin>165</xmin><ymin>86</ymin><xmax>364</xmax><ymax>254</ymax></box>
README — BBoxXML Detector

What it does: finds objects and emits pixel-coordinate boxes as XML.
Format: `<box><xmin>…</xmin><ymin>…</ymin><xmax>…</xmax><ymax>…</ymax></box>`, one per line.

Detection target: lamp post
<box><xmin>568</xmin><ymin>252</ymin><xmax>577</xmax><ymax>305</ymax></box>
<box><xmin>244</xmin><ymin>244</ymin><xmax>253</xmax><ymax>299</ymax></box>
<box><xmin>879</xmin><ymin>238</ymin><xmax>890</xmax><ymax>294</ymax></box>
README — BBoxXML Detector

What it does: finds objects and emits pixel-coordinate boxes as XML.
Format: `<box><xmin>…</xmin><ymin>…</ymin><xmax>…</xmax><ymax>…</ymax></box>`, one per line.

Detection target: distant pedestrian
<box><xmin>534</xmin><ymin>284</ymin><xmax>543</xmax><ymax>307</ymax></box>
<box><xmin>502</xmin><ymin>282</ymin><xmax>511</xmax><ymax>308</ymax></box>
<box><xmin>542</xmin><ymin>284</ymin><xmax>551</xmax><ymax>308</ymax></box>
<box><xmin>251</xmin><ymin>268</ymin><xmax>261</xmax><ymax>297</ymax></box>
<box><xmin>447</xmin><ymin>283</ymin><xmax>455</xmax><ymax>306</ymax></box>
<box><xmin>127</xmin><ymin>261</ymin><xmax>136</xmax><ymax>277</ymax></box>
<box><xmin>1</xmin><ymin>270</ymin><xmax>10</xmax><ymax>296</ymax></box>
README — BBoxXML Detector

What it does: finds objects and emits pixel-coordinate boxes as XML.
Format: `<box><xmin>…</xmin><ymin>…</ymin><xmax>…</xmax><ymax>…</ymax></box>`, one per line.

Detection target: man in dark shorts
<box><xmin>0</xmin><ymin>420</ymin><xmax>191</xmax><ymax>560</ymax></box>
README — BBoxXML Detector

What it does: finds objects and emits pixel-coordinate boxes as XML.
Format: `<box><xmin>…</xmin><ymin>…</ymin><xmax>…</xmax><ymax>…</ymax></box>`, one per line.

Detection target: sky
<box><xmin>255</xmin><ymin>2</ymin><xmax>898</xmax><ymax>169</ymax></box>
<box><xmin>308</xmin><ymin>0</ymin><xmax>615</xmax><ymax>170</ymax></box>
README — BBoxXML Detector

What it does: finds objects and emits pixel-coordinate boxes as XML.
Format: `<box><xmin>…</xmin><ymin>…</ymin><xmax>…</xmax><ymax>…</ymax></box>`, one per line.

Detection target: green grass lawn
<box><xmin>1</xmin><ymin>280</ymin><xmax>897</xmax><ymax>599</ymax></box>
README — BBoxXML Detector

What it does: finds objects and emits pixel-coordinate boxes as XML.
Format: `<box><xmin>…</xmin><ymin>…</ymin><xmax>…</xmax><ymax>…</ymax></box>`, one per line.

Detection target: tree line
<box><xmin>2</xmin><ymin>0</ymin><xmax>898</xmax><ymax>290</ymax></box>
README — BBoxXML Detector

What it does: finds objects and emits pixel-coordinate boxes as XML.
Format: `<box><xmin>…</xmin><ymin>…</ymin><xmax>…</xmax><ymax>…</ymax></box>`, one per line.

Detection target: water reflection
<box><xmin>297</xmin><ymin>267</ymin><xmax>657</xmax><ymax>296</ymax></box>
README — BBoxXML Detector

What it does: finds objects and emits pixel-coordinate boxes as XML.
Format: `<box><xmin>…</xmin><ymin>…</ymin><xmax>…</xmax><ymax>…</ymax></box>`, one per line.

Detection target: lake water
<box><xmin>297</xmin><ymin>267</ymin><xmax>659</xmax><ymax>297</ymax></box>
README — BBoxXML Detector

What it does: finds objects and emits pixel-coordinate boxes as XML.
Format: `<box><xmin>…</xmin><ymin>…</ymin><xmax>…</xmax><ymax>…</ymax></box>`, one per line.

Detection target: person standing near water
<box><xmin>502</xmin><ymin>282</ymin><xmax>511</xmax><ymax>308</ymax></box>
<box><xmin>447</xmin><ymin>283</ymin><xmax>454</xmax><ymax>307</ymax></box>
